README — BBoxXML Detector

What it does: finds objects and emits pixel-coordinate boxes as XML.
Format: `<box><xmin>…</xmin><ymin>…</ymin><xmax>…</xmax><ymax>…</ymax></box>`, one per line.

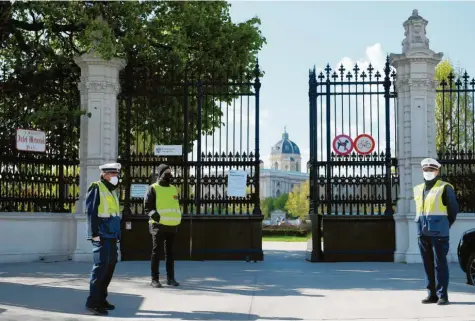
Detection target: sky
<box><xmin>225</xmin><ymin>1</ymin><xmax>475</xmax><ymax>170</ymax></box>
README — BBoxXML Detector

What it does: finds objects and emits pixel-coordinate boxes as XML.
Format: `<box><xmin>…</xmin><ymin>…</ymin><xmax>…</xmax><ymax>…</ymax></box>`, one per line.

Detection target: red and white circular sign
<box><xmin>332</xmin><ymin>134</ymin><xmax>354</xmax><ymax>156</ymax></box>
<box><xmin>354</xmin><ymin>134</ymin><xmax>375</xmax><ymax>155</ymax></box>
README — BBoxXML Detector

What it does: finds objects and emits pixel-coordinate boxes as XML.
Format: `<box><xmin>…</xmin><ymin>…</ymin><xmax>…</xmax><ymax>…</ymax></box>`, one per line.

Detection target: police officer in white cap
<box><xmin>414</xmin><ymin>157</ymin><xmax>459</xmax><ymax>305</ymax></box>
<box><xmin>85</xmin><ymin>163</ymin><xmax>122</xmax><ymax>316</ymax></box>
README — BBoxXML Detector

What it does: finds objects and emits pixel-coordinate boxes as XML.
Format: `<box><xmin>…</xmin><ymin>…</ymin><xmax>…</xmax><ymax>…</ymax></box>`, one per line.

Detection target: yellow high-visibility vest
<box><xmin>413</xmin><ymin>180</ymin><xmax>452</xmax><ymax>219</ymax></box>
<box><xmin>94</xmin><ymin>181</ymin><xmax>120</xmax><ymax>218</ymax></box>
<box><xmin>149</xmin><ymin>184</ymin><xmax>182</xmax><ymax>226</ymax></box>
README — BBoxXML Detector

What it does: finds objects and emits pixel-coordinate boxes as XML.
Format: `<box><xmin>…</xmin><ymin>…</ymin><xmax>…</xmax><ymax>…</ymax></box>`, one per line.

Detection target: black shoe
<box><xmin>421</xmin><ymin>296</ymin><xmax>438</xmax><ymax>304</ymax></box>
<box><xmin>151</xmin><ymin>279</ymin><xmax>162</xmax><ymax>288</ymax></box>
<box><xmin>102</xmin><ymin>300</ymin><xmax>115</xmax><ymax>310</ymax></box>
<box><xmin>167</xmin><ymin>278</ymin><xmax>180</xmax><ymax>286</ymax></box>
<box><xmin>86</xmin><ymin>306</ymin><xmax>108</xmax><ymax>316</ymax></box>
<box><xmin>437</xmin><ymin>298</ymin><xmax>449</xmax><ymax>305</ymax></box>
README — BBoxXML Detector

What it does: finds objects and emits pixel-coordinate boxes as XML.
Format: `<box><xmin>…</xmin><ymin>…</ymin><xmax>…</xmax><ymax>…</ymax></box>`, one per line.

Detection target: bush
<box><xmin>262</xmin><ymin>224</ymin><xmax>308</xmax><ymax>237</ymax></box>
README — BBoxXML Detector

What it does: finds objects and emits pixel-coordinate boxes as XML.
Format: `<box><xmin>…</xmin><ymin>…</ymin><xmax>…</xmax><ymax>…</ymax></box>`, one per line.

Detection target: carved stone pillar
<box><xmin>72</xmin><ymin>52</ymin><xmax>126</xmax><ymax>261</ymax></box>
<box><xmin>390</xmin><ymin>10</ymin><xmax>443</xmax><ymax>263</ymax></box>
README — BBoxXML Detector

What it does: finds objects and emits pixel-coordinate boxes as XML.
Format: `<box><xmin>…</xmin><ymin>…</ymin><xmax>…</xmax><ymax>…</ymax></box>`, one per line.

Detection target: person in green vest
<box><xmin>414</xmin><ymin>158</ymin><xmax>459</xmax><ymax>305</ymax></box>
<box><xmin>144</xmin><ymin>163</ymin><xmax>181</xmax><ymax>288</ymax></box>
<box><xmin>85</xmin><ymin>163</ymin><xmax>122</xmax><ymax>316</ymax></box>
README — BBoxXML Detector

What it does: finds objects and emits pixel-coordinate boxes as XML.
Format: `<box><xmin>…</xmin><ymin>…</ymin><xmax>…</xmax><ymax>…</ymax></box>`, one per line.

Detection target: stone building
<box><xmin>260</xmin><ymin>128</ymin><xmax>309</xmax><ymax>198</ymax></box>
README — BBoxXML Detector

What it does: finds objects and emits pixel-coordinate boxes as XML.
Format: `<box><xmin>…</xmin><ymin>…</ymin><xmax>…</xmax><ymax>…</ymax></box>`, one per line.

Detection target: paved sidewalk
<box><xmin>0</xmin><ymin>242</ymin><xmax>475</xmax><ymax>321</ymax></box>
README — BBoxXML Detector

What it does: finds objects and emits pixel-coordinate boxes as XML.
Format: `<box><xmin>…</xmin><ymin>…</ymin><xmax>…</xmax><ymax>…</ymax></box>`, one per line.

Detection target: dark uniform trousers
<box><xmin>418</xmin><ymin>235</ymin><xmax>450</xmax><ymax>299</ymax></box>
<box><xmin>86</xmin><ymin>238</ymin><xmax>118</xmax><ymax>308</ymax></box>
<box><xmin>150</xmin><ymin>224</ymin><xmax>176</xmax><ymax>280</ymax></box>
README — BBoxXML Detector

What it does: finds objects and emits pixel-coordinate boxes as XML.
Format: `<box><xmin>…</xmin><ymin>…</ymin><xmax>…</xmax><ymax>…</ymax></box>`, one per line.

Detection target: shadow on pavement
<box><xmin>0</xmin><ymin>282</ymin><xmax>303</xmax><ymax>320</ymax></box>
<box><xmin>1</xmin><ymin>248</ymin><xmax>475</xmax><ymax>303</ymax></box>
<box><xmin>132</xmin><ymin>310</ymin><xmax>303</xmax><ymax>320</ymax></box>
<box><xmin>449</xmin><ymin>301</ymin><xmax>475</xmax><ymax>305</ymax></box>
<box><xmin>0</xmin><ymin>282</ymin><xmax>144</xmax><ymax>318</ymax></box>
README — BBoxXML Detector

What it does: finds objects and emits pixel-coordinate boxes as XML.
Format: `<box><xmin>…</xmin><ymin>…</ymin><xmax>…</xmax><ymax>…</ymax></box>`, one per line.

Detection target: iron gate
<box><xmin>117</xmin><ymin>58</ymin><xmax>263</xmax><ymax>261</ymax></box>
<box><xmin>308</xmin><ymin>57</ymin><xmax>399</xmax><ymax>262</ymax></box>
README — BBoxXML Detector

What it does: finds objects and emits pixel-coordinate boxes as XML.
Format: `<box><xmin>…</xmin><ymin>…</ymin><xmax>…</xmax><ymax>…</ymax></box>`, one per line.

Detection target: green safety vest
<box><xmin>149</xmin><ymin>183</ymin><xmax>182</xmax><ymax>226</ymax></box>
<box><xmin>93</xmin><ymin>181</ymin><xmax>120</xmax><ymax>218</ymax></box>
<box><xmin>413</xmin><ymin>180</ymin><xmax>452</xmax><ymax>219</ymax></box>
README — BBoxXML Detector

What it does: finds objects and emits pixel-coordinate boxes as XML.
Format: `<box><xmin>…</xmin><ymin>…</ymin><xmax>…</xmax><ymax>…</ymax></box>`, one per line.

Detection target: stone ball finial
<box><xmin>412</xmin><ymin>9</ymin><xmax>418</xmax><ymax>16</ymax></box>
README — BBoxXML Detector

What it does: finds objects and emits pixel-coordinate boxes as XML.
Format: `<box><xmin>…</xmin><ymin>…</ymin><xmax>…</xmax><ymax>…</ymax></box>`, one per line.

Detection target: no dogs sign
<box><xmin>332</xmin><ymin>134</ymin><xmax>354</xmax><ymax>156</ymax></box>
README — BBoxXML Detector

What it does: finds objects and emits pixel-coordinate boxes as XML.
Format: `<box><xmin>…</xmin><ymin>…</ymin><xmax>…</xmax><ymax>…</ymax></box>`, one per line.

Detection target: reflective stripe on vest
<box><xmin>413</xmin><ymin>180</ymin><xmax>452</xmax><ymax>220</ymax></box>
<box><xmin>95</xmin><ymin>181</ymin><xmax>120</xmax><ymax>218</ymax></box>
<box><xmin>149</xmin><ymin>184</ymin><xmax>182</xmax><ymax>226</ymax></box>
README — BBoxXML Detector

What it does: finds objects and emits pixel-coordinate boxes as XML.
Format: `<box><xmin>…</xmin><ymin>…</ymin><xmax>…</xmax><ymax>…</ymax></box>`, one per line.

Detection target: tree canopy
<box><xmin>0</xmin><ymin>1</ymin><xmax>266</xmax><ymax>154</ymax></box>
<box><xmin>285</xmin><ymin>180</ymin><xmax>309</xmax><ymax>220</ymax></box>
<box><xmin>435</xmin><ymin>59</ymin><xmax>474</xmax><ymax>154</ymax></box>
<box><xmin>260</xmin><ymin>193</ymin><xmax>289</xmax><ymax>218</ymax></box>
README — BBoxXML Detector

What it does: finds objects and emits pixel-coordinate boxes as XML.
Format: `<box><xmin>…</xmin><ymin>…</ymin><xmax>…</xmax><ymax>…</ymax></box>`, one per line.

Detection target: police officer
<box><xmin>414</xmin><ymin>158</ymin><xmax>459</xmax><ymax>305</ymax></box>
<box><xmin>144</xmin><ymin>163</ymin><xmax>181</xmax><ymax>288</ymax></box>
<box><xmin>85</xmin><ymin>163</ymin><xmax>122</xmax><ymax>315</ymax></box>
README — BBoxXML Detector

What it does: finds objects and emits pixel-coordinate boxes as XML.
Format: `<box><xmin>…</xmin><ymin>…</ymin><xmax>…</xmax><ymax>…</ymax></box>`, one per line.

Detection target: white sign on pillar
<box><xmin>389</xmin><ymin>9</ymin><xmax>442</xmax><ymax>263</ymax></box>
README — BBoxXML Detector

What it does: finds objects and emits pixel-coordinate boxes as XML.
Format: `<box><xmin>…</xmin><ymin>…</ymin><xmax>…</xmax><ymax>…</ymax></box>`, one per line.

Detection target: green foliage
<box><xmin>274</xmin><ymin>193</ymin><xmax>288</xmax><ymax>210</ymax></box>
<box><xmin>435</xmin><ymin>59</ymin><xmax>474</xmax><ymax>153</ymax></box>
<box><xmin>260</xmin><ymin>197</ymin><xmax>275</xmax><ymax>218</ymax></box>
<box><xmin>1</xmin><ymin>1</ymin><xmax>266</xmax><ymax>138</ymax></box>
<box><xmin>285</xmin><ymin>180</ymin><xmax>309</xmax><ymax>220</ymax></box>
<box><xmin>262</xmin><ymin>224</ymin><xmax>308</xmax><ymax>237</ymax></box>
<box><xmin>260</xmin><ymin>193</ymin><xmax>289</xmax><ymax>218</ymax></box>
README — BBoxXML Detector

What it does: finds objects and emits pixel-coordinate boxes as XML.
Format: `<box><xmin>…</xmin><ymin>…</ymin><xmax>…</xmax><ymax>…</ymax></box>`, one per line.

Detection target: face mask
<box><xmin>423</xmin><ymin>172</ymin><xmax>436</xmax><ymax>181</ymax></box>
<box><xmin>109</xmin><ymin>176</ymin><xmax>119</xmax><ymax>186</ymax></box>
<box><xmin>162</xmin><ymin>173</ymin><xmax>172</xmax><ymax>182</ymax></box>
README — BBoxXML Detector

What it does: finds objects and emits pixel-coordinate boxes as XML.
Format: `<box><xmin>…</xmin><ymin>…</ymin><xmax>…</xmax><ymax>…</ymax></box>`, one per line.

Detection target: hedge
<box><xmin>262</xmin><ymin>224</ymin><xmax>308</xmax><ymax>237</ymax></box>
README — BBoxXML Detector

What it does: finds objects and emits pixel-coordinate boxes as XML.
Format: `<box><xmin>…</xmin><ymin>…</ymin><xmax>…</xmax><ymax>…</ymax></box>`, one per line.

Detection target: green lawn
<box><xmin>262</xmin><ymin>235</ymin><xmax>308</xmax><ymax>242</ymax></box>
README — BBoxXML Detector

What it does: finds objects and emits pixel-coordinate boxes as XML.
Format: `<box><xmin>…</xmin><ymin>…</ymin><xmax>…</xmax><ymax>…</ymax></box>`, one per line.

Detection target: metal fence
<box><xmin>309</xmin><ymin>57</ymin><xmax>399</xmax><ymax>216</ymax></box>
<box><xmin>436</xmin><ymin>70</ymin><xmax>475</xmax><ymax>212</ymax></box>
<box><xmin>0</xmin><ymin>64</ymin><xmax>80</xmax><ymax>212</ymax></box>
<box><xmin>117</xmin><ymin>59</ymin><xmax>262</xmax><ymax>216</ymax></box>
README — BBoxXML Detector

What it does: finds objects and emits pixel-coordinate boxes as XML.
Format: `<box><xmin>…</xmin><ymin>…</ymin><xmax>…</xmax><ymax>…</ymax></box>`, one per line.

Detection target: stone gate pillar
<box><xmin>390</xmin><ymin>10</ymin><xmax>443</xmax><ymax>263</ymax></box>
<box><xmin>72</xmin><ymin>52</ymin><xmax>126</xmax><ymax>261</ymax></box>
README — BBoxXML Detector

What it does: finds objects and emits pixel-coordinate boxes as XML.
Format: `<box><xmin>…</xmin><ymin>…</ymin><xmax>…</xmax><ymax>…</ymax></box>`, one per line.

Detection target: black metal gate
<box><xmin>307</xmin><ymin>57</ymin><xmax>399</xmax><ymax>262</ymax></box>
<box><xmin>117</xmin><ymin>59</ymin><xmax>263</xmax><ymax>261</ymax></box>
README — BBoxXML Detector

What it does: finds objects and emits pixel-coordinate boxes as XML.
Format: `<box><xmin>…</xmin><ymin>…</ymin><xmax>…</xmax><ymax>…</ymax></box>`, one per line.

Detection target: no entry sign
<box><xmin>354</xmin><ymin>134</ymin><xmax>375</xmax><ymax>155</ymax></box>
<box><xmin>332</xmin><ymin>134</ymin><xmax>354</xmax><ymax>156</ymax></box>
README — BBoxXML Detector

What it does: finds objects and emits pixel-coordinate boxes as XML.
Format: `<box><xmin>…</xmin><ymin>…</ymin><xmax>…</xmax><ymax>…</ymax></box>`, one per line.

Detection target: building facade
<box><xmin>260</xmin><ymin>128</ymin><xmax>309</xmax><ymax>198</ymax></box>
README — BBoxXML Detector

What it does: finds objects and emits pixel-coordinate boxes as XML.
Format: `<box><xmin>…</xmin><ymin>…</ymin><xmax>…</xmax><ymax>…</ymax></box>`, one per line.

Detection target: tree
<box><xmin>285</xmin><ymin>180</ymin><xmax>309</xmax><ymax>220</ymax></box>
<box><xmin>0</xmin><ymin>1</ymin><xmax>266</xmax><ymax>153</ymax></box>
<box><xmin>260</xmin><ymin>197</ymin><xmax>275</xmax><ymax>218</ymax></box>
<box><xmin>273</xmin><ymin>193</ymin><xmax>288</xmax><ymax>211</ymax></box>
<box><xmin>435</xmin><ymin>59</ymin><xmax>474</xmax><ymax>153</ymax></box>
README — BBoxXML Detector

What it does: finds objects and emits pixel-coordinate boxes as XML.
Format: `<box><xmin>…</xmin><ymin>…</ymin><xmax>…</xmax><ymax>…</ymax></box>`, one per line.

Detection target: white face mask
<box><xmin>423</xmin><ymin>172</ymin><xmax>436</xmax><ymax>181</ymax></box>
<box><xmin>109</xmin><ymin>176</ymin><xmax>119</xmax><ymax>186</ymax></box>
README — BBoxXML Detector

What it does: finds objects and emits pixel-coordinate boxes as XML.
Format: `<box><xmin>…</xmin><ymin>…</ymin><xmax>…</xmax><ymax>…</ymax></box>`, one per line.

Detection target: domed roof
<box><xmin>271</xmin><ymin>127</ymin><xmax>301</xmax><ymax>155</ymax></box>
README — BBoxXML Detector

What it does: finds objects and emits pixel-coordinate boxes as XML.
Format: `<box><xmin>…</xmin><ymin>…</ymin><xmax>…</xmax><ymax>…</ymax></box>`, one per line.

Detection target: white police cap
<box><xmin>420</xmin><ymin>158</ymin><xmax>441</xmax><ymax>170</ymax></box>
<box><xmin>99</xmin><ymin>163</ymin><xmax>121</xmax><ymax>173</ymax></box>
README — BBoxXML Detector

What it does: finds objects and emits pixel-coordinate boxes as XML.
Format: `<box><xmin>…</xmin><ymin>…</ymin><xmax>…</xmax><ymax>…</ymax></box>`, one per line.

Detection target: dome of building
<box><xmin>271</xmin><ymin>128</ymin><xmax>301</xmax><ymax>155</ymax></box>
<box><xmin>269</xmin><ymin>127</ymin><xmax>302</xmax><ymax>172</ymax></box>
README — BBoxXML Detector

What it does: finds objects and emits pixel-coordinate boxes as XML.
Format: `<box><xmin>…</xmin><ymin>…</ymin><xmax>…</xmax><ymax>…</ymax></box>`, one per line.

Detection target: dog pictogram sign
<box><xmin>332</xmin><ymin>134</ymin><xmax>354</xmax><ymax>156</ymax></box>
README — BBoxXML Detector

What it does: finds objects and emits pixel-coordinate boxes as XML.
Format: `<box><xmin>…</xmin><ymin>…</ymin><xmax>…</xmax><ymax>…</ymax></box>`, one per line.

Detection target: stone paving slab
<box><xmin>0</xmin><ymin>242</ymin><xmax>475</xmax><ymax>321</ymax></box>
